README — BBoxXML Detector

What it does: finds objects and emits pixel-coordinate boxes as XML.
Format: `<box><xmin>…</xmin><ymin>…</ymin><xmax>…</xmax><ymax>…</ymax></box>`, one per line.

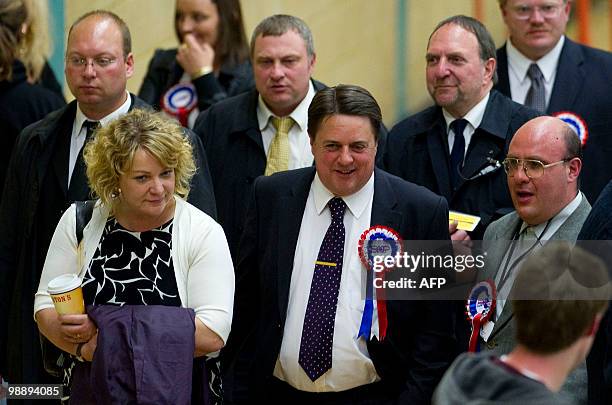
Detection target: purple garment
<box><xmin>70</xmin><ymin>305</ymin><xmax>207</xmax><ymax>404</ymax></box>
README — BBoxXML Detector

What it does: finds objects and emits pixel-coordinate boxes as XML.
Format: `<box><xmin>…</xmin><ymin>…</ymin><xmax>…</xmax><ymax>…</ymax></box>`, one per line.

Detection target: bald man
<box><xmin>477</xmin><ymin>116</ymin><xmax>592</xmax><ymax>403</ymax></box>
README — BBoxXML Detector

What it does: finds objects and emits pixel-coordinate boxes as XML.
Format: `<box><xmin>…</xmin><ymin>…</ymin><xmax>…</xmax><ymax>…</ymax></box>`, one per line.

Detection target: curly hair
<box><xmin>84</xmin><ymin>109</ymin><xmax>196</xmax><ymax>211</ymax></box>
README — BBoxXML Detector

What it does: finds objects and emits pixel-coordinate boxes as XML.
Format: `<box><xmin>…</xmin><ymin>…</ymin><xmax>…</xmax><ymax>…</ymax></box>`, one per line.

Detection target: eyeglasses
<box><xmin>509</xmin><ymin>3</ymin><xmax>563</xmax><ymax>20</ymax></box>
<box><xmin>502</xmin><ymin>157</ymin><xmax>570</xmax><ymax>179</ymax></box>
<box><xmin>66</xmin><ymin>56</ymin><xmax>117</xmax><ymax>69</ymax></box>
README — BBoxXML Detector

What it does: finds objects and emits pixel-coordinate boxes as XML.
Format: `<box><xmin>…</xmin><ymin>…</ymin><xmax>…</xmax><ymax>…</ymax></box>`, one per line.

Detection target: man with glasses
<box><xmin>495</xmin><ymin>0</ymin><xmax>612</xmax><ymax>203</ymax></box>
<box><xmin>0</xmin><ymin>10</ymin><xmax>215</xmax><ymax>389</ymax></box>
<box><xmin>478</xmin><ymin>115</ymin><xmax>591</xmax><ymax>403</ymax></box>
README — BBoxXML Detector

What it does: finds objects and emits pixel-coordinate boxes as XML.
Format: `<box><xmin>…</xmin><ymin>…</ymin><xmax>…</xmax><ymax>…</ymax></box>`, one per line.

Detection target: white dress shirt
<box><xmin>506</xmin><ymin>36</ymin><xmax>565</xmax><ymax>109</ymax></box>
<box><xmin>273</xmin><ymin>172</ymin><xmax>381</xmax><ymax>392</ymax></box>
<box><xmin>69</xmin><ymin>91</ymin><xmax>131</xmax><ymax>185</ymax></box>
<box><xmin>257</xmin><ymin>81</ymin><xmax>315</xmax><ymax>170</ymax></box>
<box><xmin>442</xmin><ymin>92</ymin><xmax>489</xmax><ymax>157</ymax></box>
<box><xmin>494</xmin><ymin>192</ymin><xmax>582</xmax><ymax>319</ymax></box>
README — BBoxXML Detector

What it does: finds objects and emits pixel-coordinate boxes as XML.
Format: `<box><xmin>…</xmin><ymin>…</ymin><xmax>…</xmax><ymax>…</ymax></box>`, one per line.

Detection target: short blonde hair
<box><xmin>84</xmin><ymin>109</ymin><xmax>196</xmax><ymax>210</ymax></box>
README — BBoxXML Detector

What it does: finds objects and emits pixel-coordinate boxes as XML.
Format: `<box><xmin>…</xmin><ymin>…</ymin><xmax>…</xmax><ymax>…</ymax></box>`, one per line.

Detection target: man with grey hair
<box><xmin>479</xmin><ymin>116</ymin><xmax>591</xmax><ymax>403</ymax></box>
<box><xmin>194</xmin><ymin>14</ymin><xmax>385</xmax><ymax>260</ymax></box>
<box><xmin>385</xmin><ymin>15</ymin><xmax>540</xmax><ymax>241</ymax></box>
<box><xmin>193</xmin><ymin>14</ymin><xmax>321</xmax><ymax>261</ymax></box>
<box><xmin>495</xmin><ymin>0</ymin><xmax>612</xmax><ymax>203</ymax></box>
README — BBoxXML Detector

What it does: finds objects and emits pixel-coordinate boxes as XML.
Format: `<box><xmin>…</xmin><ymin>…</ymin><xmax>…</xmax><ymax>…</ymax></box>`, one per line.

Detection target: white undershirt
<box><xmin>506</xmin><ymin>36</ymin><xmax>565</xmax><ymax>109</ymax></box>
<box><xmin>273</xmin><ymin>172</ymin><xmax>381</xmax><ymax>392</ymax></box>
<box><xmin>257</xmin><ymin>81</ymin><xmax>315</xmax><ymax>169</ymax></box>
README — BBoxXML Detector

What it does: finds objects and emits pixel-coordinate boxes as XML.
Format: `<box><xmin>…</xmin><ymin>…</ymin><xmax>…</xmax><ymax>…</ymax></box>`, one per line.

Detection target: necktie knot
<box><xmin>271</xmin><ymin>116</ymin><xmax>294</xmax><ymax>134</ymax></box>
<box><xmin>82</xmin><ymin>120</ymin><xmax>100</xmax><ymax>140</ymax></box>
<box><xmin>521</xmin><ymin>225</ymin><xmax>537</xmax><ymax>241</ymax></box>
<box><xmin>328</xmin><ymin>197</ymin><xmax>346</xmax><ymax>222</ymax></box>
<box><xmin>527</xmin><ymin>63</ymin><xmax>544</xmax><ymax>81</ymax></box>
<box><xmin>450</xmin><ymin>118</ymin><xmax>468</xmax><ymax>138</ymax></box>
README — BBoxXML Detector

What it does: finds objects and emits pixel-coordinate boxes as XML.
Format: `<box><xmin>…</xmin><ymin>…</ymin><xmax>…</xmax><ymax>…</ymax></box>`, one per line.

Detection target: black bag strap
<box><xmin>75</xmin><ymin>200</ymin><xmax>96</xmax><ymax>244</ymax></box>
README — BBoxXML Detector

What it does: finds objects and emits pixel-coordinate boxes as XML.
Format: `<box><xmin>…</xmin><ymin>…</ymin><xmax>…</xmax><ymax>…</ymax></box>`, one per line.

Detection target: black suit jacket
<box><xmin>384</xmin><ymin>90</ymin><xmax>540</xmax><ymax>238</ymax></box>
<box><xmin>229</xmin><ymin>167</ymin><xmax>456</xmax><ymax>404</ymax></box>
<box><xmin>193</xmin><ymin>82</ymin><xmax>388</xmax><ymax>260</ymax></box>
<box><xmin>496</xmin><ymin>38</ymin><xmax>612</xmax><ymax>202</ymax></box>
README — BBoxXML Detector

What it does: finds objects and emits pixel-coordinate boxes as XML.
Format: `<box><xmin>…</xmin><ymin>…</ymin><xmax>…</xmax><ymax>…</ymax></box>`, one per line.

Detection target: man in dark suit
<box><xmin>385</xmin><ymin>15</ymin><xmax>539</xmax><ymax>241</ymax></box>
<box><xmin>193</xmin><ymin>14</ymin><xmax>319</xmax><ymax>260</ymax></box>
<box><xmin>228</xmin><ymin>85</ymin><xmax>456</xmax><ymax>404</ymax></box>
<box><xmin>480</xmin><ymin>116</ymin><xmax>590</xmax><ymax>403</ymax></box>
<box><xmin>495</xmin><ymin>0</ymin><xmax>612</xmax><ymax>202</ymax></box>
<box><xmin>0</xmin><ymin>10</ymin><xmax>215</xmax><ymax>388</ymax></box>
<box><xmin>193</xmin><ymin>14</ymin><xmax>386</xmax><ymax>260</ymax></box>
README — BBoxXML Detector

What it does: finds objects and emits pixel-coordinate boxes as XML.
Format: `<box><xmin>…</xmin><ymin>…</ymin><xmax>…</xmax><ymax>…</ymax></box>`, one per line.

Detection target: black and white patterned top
<box><xmin>82</xmin><ymin>217</ymin><xmax>180</xmax><ymax>307</ymax></box>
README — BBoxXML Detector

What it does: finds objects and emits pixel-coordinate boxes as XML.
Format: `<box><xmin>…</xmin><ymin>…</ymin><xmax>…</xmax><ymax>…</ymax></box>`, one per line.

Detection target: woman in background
<box><xmin>139</xmin><ymin>0</ymin><xmax>252</xmax><ymax>128</ymax></box>
<box><xmin>0</xmin><ymin>0</ymin><xmax>64</xmax><ymax>194</ymax></box>
<box><xmin>19</xmin><ymin>0</ymin><xmax>64</xmax><ymax>97</ymax></box>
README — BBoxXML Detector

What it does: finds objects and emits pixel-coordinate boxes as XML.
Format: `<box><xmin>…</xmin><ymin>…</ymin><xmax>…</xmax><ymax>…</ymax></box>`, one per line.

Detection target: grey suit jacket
<box><xmin>480</xmin><ymin>193</ymin><xmax>591</xmax><ymax>353</ymax></box>
<box><xmin>479</xmin><ymin>194</ymin><xmax>591</xmax><ymax>404</ymax></box>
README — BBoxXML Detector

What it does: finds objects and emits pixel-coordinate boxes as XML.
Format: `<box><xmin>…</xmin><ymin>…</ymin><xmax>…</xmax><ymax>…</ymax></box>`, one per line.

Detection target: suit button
<box><xmin>486</xmin><ymin>340</ymin><xmax>497</xmax><ymax>350</ymax></box>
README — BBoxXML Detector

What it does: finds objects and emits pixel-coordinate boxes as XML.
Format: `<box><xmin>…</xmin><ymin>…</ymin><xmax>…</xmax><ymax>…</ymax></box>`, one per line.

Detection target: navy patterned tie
<box><xmin>298</xmin><ymin>197</ymin><xmax>346</xmax><ymax>381</ymax></box>
<box><xmin>449</xmin><ymin>118</ymin><xmax>468</xmax><ymax>189</ymax></box>
<box><xmin>525</xmin><ymin>63</ymin><xmax>546</xmax><ymax>113</ymax></box>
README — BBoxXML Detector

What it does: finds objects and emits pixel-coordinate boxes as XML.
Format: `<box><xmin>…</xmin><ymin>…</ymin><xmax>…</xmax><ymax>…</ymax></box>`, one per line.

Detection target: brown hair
<box><xmin>0</xmin><ymin>0</ymin><xmax>26</xmax><ymax>81</ymax></box>
<box><xmin>68</xmin><ymin>10</ymin><xmax>131</xmax><ymax>57</ymax></box>
<box><xmin>175</xmin><ymin>0</ymin><xmax>249</xmax><ymax>67</ymax></box>
<box><xmin>308</xmin><ymin>84</ymin><xmax>382</xmax><ymax>142</ymax></box>
<box><xmin>512</xmin><ymin>243</ymin><xmax>610</xmax><ymax>354</ymax></box>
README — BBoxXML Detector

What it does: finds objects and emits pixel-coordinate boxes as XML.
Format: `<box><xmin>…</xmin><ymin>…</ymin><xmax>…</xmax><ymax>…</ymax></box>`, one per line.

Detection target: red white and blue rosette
<box><xmin>466</xmin><ymin>280</ymin><xmax>496</xmax><ymax>352</ymax></box>
<box><xmin>357</xmin><ymin>225</ymin><xmax>402</xmax><ymax>341</ymax></box>
<box><xmin>553</xmin><ymin>111</ymin><xmax>589</xmax><ymax>146</ymax></box>
<box><xmin>161</xmin><ymin>82</ymin><xmax>198</xmax><ymax>127</ymax></box>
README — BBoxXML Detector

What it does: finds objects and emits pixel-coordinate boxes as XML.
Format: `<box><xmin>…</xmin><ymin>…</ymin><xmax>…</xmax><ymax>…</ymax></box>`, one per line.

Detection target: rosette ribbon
<box><xmin>466</xmin><ymin>280</ymin><xmax>496</xmax><ymax>352</ymax></box>
<box><xmin>357</xmin><ymin>225</ymin><xmax>402</xmax><ymax>341</ymax></box>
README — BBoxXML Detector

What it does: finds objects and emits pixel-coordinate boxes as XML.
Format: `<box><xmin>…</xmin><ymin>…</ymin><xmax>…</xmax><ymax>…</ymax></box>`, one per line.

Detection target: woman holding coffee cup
<box><xmin>34</xmin><ymin>109</ymin><xmax>234</xmax><ymax>403</ymax></box>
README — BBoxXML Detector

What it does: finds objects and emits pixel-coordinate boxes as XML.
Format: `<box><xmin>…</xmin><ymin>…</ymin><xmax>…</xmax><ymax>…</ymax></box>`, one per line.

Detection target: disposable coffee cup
<box><xmin>47</xmin><ymin>274</ymin><xmax>85</xmax><ymax>315</ymax></box>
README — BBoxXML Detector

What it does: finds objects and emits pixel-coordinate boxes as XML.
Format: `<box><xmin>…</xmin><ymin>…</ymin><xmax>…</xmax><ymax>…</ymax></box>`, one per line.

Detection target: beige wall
<box><xmin>63</xmin><ymin>0</ymin><xmax>611</xmax><ymax>126</ymax></box>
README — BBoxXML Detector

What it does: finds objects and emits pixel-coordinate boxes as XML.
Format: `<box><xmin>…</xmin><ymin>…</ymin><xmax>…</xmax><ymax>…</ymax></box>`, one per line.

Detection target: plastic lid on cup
<box><xmin>47</xmin><ymin>274</ymin><xmax>82</xmax><ymax>295</ymax></box>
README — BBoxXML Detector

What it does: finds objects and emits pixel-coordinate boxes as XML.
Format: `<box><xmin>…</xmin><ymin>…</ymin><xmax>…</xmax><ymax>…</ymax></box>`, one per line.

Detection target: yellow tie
<box><xmin>265</xmin><ymin>116</ymin><xmax>293</xmax><ymax>176</ymax></box>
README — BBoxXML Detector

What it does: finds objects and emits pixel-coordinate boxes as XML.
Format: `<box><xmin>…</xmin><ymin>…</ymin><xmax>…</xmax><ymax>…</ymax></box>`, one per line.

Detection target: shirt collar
<box><xmin>75</xmin><ymin>90</ymin><xmax>132</xmax><ymax>131</ymax></box>
<box><xmin>442</xmin><ymin>91</ymin><xmax>490</xmax><ymax>133</ymax></box>
<box><xmin>312</xmin><ymin>170</ymin><xmax>374</xmax><ymax>219</ymax></box>
<box><xmin>519</xmin><ymin>191</ymin><xmax>582</xmax><ymax>237</ymax></box>
<box><xmin>507</xmin><ymin>35</ymin><xmax>565</xmax><ymax>84</ymax></box>
<box><xmin>257</xmin><ymin>80</ymin><xmax>315</xmax><ymax>132</ymax></box>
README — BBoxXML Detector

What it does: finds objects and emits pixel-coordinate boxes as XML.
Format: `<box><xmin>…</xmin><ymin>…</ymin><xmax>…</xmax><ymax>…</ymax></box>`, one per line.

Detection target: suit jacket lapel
<box><xmin>371</xmin><ymin>168</ymin><xmax>402</xmax><ymax>231</ymax></box>
<box><xmin>426</xmin><ymin>117</ymin><xmax>453</xmax><ymax>200</ymax></box>
<box><xmin>548</xmin><ymin>39</ymin><xmax>585</xmax><ymax>114</ymax></box>
<box><xmin>496</xmin><ymin>45</ymin><xmax>512</xmax><ymax>97</ymax></box>
<box><xmin>277</xmin><ymin>169</ymin><xmax>315</xmax><ymax>325</ymax></box>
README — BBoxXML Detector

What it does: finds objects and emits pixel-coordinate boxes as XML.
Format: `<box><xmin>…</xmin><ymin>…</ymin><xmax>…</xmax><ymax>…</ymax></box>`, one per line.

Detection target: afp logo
<box><xmin>553</xmin><ymin>111</ymin><xmax>588</xmax><ymax>147</ymax></box>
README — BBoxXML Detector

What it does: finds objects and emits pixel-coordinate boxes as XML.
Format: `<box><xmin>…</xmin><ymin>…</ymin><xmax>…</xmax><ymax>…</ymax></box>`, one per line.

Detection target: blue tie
<box><xmin>298</xmin><ymin>197</ymin><xmax>346</xmax><ymax>381</ymax></box>
<box><xmin>449</xmin><ymin>118</ymin><xmax>468</xmax><ymax>189</ymax></box>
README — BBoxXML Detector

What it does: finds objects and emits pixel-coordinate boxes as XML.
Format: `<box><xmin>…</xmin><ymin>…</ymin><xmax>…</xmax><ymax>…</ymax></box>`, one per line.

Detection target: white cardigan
<box><xmin>34</xmin><ymin>197</ymin><xmax>235</xmax><ymax>344</ymax></box>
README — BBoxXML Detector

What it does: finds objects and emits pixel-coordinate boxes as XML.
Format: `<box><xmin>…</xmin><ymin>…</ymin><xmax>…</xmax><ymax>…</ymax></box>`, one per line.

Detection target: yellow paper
<box><xmin>449</xmin><ymin>210</ymin><xmax>481</xmax><ymax>232</ymax></box>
